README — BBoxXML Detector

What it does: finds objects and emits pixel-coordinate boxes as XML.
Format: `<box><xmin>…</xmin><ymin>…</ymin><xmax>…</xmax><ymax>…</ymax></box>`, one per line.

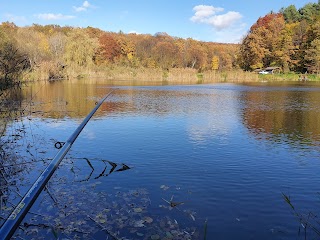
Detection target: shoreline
<box><xmin>22</xmin><ymin>66</ymin><xmax>320</xmax><ymax>84</ymax></box>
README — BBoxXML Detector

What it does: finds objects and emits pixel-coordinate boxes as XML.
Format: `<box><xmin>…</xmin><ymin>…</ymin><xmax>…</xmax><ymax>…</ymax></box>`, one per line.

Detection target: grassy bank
<box><xmin>22</xmin><ymin>65</ymin><xmax>320</xmax><ymax>84</ymax></box>
<box><xmin>24</xmin><ymin>66</ymin><xmax>260</xmax><ymax>83</ymax></box>
<box><xmin>86</xmin><ymin>67</ymin><xmax>264</xmax><ymax>83</ymax></box>
<box><xmin>258</xmin><ymin>73</ymin><xmax>320</xmax><ymax>82</ymax></box>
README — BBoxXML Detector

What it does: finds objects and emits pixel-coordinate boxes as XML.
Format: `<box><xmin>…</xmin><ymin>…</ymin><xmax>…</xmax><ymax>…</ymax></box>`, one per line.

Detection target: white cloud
<box><xmin>73</xmin><ymin>1</ymin><xmax>92</xmax><ymax>12</ymax></box>
<box><xmin>83</xmin><ymin>1</ymin><xmax>90</xmax><ymax>8</ymax></box>
<box><xmin>35</xmin><ymin>13</ymin><xmax>75</xmax><ymax>20</ymax></box>
<box><xmin>190</xmin><ymin>5</ymin><xmax>223</xmax><ymax>22</ymax></box>
<box><xmin>73</xmin><ymin>6</ymin><xmax>86</xmax><ymax>12</ymax></box>
<box><xmin>191</xmin><ymin>5</ymin><xmax>242</xmax><ymax>31</ymax></box>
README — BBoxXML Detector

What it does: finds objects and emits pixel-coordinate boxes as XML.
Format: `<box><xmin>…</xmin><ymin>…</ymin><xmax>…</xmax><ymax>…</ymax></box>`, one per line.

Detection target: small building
<box><xmin>253</xmin><ymin>69</ymin><xmax>263</xmax><ymax>73</ymax></box>
<box><xmin>264</xmin><ymin>67</ymin><xmax>281</xmax><ymax>74</ymax></box>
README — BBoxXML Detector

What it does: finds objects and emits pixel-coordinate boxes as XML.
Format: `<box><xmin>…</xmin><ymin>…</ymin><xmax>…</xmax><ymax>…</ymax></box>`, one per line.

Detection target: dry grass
<box><xmin>166</xmin><ymin>68</ymin><xmax>198</xmax><ymax>82</ymax></box>
<box><xmin>22</xmin><ymin>65</ymin><xmax>276</xmax><ymax>84</ymax></box>
<box><xmin>202</xmin><ymin>70</ymin><xmax>259</xmax><ymax>83</ymax></box>
<box><xmin>77</xmin><ymin>67</ymin><xmax>261</xmax><ymax>83</ymax></box>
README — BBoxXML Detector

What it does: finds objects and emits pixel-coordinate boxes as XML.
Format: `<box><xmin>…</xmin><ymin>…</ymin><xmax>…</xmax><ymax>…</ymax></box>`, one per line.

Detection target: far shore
<box><xmin>23</xmin><ymin>67</ymin><xmax>320</xmax><ymax>84</ymax></box>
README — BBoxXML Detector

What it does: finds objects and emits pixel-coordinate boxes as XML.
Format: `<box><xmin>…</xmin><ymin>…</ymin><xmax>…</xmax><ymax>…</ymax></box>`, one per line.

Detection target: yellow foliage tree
<box><xmin>211</xmin><ymin>55</ymin><xmax>219</xmax><ymax>70</ymax></box>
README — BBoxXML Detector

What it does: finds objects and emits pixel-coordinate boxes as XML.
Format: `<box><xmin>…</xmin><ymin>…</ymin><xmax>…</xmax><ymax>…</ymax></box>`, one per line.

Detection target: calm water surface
<box><xmin>2</xmin><ymin>79</ymin><xmax>320</xmax><ymax>239</ymax></box>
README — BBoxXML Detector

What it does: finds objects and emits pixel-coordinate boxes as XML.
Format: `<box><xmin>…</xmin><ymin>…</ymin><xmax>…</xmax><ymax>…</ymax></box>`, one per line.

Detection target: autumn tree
<box><xmin>239</xmin><ymin>13</ymin><xmax>285</xmax><ymax>70</ymax></box>
<box><xmin>0</xmin><ymin>30</ymin><xmax>30</xmax><ymax>89</ymax></box>
<box><xmin>211</xmin><ymin>55</ymin><xmax>219</xmax><ymax>70</ymax></box>
<box><xmin>96</xmin><ymin>33</ymin><xmax>121</xmax><ymax>64</ymax></box>
<box><xmin>184</xmin><ymin>39</ymin><xmax>207</xmax><ymax>70</ymax></box>
<box><xmin>305</xmin><ymin>20</ymin><xmax>320</xmax><ymax>73</ymax></box>
<box><xmin>305</xmin><ymin>39</ymin><xmax>320</xmax><ymax>73</ymax></box>
<box><xmin>272</xmin><ymin>23</ymin><xmax>298</xmax><ymax>72</ymax></box>
<box><xmin>49</xmin><ymin>32</ymin><xmax>66</xmax><ymax>59</ymax></box>
<box><xmin>151</xmin><ymin>41</ymin><xmax>178</xmax><ymax>69</ymax></box>
<box><xmin>86</xmin><ymin>26</ymin><xmax>104</xmax><ymax>38</ymax></box>
<box><xmin>116</xmin><ymin>34</ymin><xmax>136</xmax><ymax>66</ymax></box>
<box><xmin>239</xmin><ymin>28</ymin><xmax>267</xmax><ymax>70</ymax></box>
<box><xmin>220</xmin><ymin>53</ymin><xmax>234</xmax><ymax>70</ymax></box>
<box><xmin>291</xmin><ymin>20</ymin><xmax>309</xmax><ymax>72</ymax></box>
<box><xmin>64</xmin><ymin>28</ymin><xmax>98</xmax><ymax>70</ymax></box>
<box><xmin>14</xmin><ymin>28</ymin><xmax>52</xmax><ymax>68</ymax></box>
<box><xmin>135</xmin><ymin>35</ymin><xmax>157</xmax><ymax>68</ymax></box>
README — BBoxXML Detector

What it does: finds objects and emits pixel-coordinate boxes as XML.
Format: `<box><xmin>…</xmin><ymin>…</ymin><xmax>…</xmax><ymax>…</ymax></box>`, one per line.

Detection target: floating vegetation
<box><xmin>0</xmin><ymin>90</ymin><xmax>206</xmax><ymax>239</ymax></box>
<box><xmin>0</xmin><ymin>153</ymin><xmax>205</xmax><ymax>239</ymax></box>
<box><xmin>282</xmin><ymin>193</ymin><xmax>320</xmax><ymax>239</ymax></box>
<box><xmin>160</xmin><ymin>185</ymin><xmax>170</xmax><ymax>191</ymax></box>
<box><xmin>12</xmin><ymin>184</ymin><xmax>201</xmax><ymax>239</ymax></box>
<box><xmin>162</xmin><ymin>195</ymin><xmax>185</xmax><ymax>209</ymax></box>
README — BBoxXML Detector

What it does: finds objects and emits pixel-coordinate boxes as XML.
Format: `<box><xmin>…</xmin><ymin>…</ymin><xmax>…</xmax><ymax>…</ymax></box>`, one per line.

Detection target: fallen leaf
<box><xmin>133</xmin><ymin>207</ymin><xmax>143</xmax><ymax>213</ymax></box>
<box><xmin>160</xmin><ymin>185</ymin><xmax>169</xmax><ymax>190</ymax></box>
<box><xmin>143</xmin><ymin>216</ymin><xmax>153</xmax><ymax>223</ymax></box>
<box><xmin>151</xmin><ymin>234</ymin><xmax>160</xmax><ymax>240</ymax></box>
<box><xmin>134</xmin><ymin>220</ymin><xmax>145</xmax><ymax>227</ymax></box>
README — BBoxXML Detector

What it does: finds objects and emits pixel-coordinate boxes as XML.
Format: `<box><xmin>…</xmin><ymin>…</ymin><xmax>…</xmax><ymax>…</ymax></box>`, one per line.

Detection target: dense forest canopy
<box><xmin>0</xmin><ymin>21</ymin><xmax>238</xmax><ymax>82</ymax></box>
<box><xmin>0</xmin><ymin>1</ymin><xmax>319</xmax><ymax>85</ymax></box>
<box><xmin>239</xmin><ymin>1</ymin><xmax>320</xmax><ymax>73</ymax></box>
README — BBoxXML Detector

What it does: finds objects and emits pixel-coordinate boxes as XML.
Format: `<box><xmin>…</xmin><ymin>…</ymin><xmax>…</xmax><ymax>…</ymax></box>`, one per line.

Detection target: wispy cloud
<box><xmin>190</xmin><ymin>5</ymin><xmax>242</xmax><ymax>31</ymax></box>
<box><xmin>35</xmin><ymin>13</ymin><xmax>75</xmax><ymax>20</ymax></box>
<box><xmin>4</xmin><ymin>14</ymin><xmax>27</xmax><ymax>23</ymax></box>
<box><xmin>73</xmin><ymin>1</ymin><xmax>92</xmax><ymax>12</ymax></box>
<box><xmin>213</xmin><ymin>24</ymin><xmax>247</xmax><ymax>43</ymax></box>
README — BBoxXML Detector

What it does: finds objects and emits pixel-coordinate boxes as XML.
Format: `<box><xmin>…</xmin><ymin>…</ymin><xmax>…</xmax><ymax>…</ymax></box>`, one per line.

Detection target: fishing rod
<box><xmin>0</xmin><ymin>89</ymin><xmax>115</xmax><ymax>240</ymax></box>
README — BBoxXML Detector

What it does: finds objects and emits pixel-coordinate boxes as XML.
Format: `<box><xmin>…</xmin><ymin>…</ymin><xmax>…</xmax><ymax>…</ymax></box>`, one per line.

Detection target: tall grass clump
<box><xmin>203</xmin><ymin>70</ymin><xmax>259</xmax><ymax>82</ymax></box>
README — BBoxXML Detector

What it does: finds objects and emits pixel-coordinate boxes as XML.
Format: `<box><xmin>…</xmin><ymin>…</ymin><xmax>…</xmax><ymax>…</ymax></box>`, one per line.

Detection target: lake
<box><xmin>1</xmin><ymin>79</ymin><xmax>320</xmax><ymax>239</ymax></box>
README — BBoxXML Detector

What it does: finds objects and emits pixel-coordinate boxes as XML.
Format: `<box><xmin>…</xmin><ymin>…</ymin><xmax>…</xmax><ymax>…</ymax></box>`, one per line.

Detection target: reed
<box><xmin>166</xmin><ymin>68</ymin><xmax>198</xmax><ymax>82</ymax></box>
<box><xmin>23</xmin><ymin>64</ymin><xmax>320</xmax><ymax>83</ymax></box>
<box><xmin>203</xmin><ymin>219</ymin><xmax>208</xmax><ymax>240</ymax></box>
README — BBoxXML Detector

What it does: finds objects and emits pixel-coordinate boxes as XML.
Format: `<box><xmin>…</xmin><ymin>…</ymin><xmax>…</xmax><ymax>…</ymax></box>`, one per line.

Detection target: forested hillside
<box><xmin>239</xmin><ymin>1</ymin><xmax>320</xmax><ymax>73</ymax></box>
<box><xmin>0</xmin><ymin>22</ymin><xmax>238</xmax><ymax>83</ymax></box>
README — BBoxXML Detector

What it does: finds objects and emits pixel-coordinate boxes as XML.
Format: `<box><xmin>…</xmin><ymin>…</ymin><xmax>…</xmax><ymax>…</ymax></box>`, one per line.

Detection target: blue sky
<box><xmin>0</xmin><ymin>0</ymin><xmax>317</xmax><ymax>43</ymax></box>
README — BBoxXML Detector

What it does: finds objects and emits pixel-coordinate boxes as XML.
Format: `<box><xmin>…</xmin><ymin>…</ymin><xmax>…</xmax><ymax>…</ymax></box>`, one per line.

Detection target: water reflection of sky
<box><xmin>185</xmin><ymin>89</ymin><xmax>240</xmax><ymax>146</ymax></box>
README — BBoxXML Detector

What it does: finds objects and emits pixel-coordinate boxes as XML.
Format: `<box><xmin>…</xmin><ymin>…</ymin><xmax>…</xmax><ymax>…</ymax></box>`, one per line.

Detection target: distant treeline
<box><xmin>239</xmin><ymin>1</ymin><xmax>320</xmax><ymax>73</ymax></box>
<box><xmin>0</xmin><ymin>22</ymin><xmax>238</xmax><ymax>84</ymax></box>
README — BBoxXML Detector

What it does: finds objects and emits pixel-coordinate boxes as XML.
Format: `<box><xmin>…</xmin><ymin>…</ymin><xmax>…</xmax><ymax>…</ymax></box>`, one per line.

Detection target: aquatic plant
<box><xmin>282</xmin><ymin>192</ymin><xmax>320</xmax><ymax>239</ymax></box>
